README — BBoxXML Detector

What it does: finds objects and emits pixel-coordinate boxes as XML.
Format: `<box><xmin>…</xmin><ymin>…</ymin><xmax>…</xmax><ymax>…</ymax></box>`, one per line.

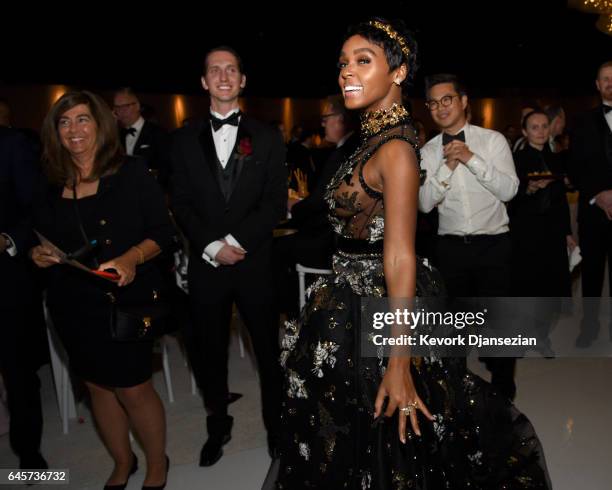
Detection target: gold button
<box><xmin>104</xmin><ymin>239</ymin><xmax>112</xmax><ymax>245</ymax></box>
<box><xmin>99</xmin><ymin>219</ymin><xmax>107</xmax><ymax>226</ymax></box>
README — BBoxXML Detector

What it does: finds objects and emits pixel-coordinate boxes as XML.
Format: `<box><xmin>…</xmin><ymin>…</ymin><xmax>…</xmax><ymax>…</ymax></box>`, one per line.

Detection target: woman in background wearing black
<box><xmin>511</xmin><ymin>109</ymin><xmax>575</xmax><ymax>296</ymax></box>
<box><xmin>30</xmin><ymin>91</ymin><xmax>173</xmax><ymax>490</ymax></box>
<box><xmin>510</xmin><ymin>109</ymin><xmax>575</xmax><ymax>356</ymax></box>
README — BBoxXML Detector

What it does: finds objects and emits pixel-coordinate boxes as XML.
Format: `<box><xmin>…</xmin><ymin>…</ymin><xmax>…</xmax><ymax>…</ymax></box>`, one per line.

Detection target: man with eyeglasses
<box><xmin>112</xmin><ymin>87</ymin><xmax>171</xmax><ymax>189</ymax></box>
<box><xmin>274</xmin><ymin>95</ymin><xmax>359</xmax><ymax>316</ymax></box>
<box><xmin>419</xmin><ymin>73</ymin><xmax>519</xmax><ymax>400</ymax></box>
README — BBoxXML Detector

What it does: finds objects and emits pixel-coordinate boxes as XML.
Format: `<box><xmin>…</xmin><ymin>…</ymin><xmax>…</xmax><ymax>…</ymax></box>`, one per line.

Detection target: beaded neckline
<box><xmin>360</xmin><ymin>103</ymin><xmax>410</xmax><ymax>139</ymax></box>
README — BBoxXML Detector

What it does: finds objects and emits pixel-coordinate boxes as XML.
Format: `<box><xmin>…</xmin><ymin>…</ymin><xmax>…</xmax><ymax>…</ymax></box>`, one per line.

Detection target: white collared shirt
<box><xmin>125</xmin><ymin>116</ymin><xmax>145</xmax><ymax>156</ymax></box>
<box><xmin>202</xmin><ymin>107</ymin><xmax>244</xmax><ymax>267</ymax></box>
<box><xmin>210</xmin><ymin>107</ymin><xmax>240</xmax><ymax>169</ymax></box>
<box><xmin>419</xmin><ymin>123</ymin><xmax>519</xmax><ymax>236</ymax></box>
<box><xmin>588</xmin><ymin>102</ymin><xmax>612</xmax><ymax>206</ymax></box>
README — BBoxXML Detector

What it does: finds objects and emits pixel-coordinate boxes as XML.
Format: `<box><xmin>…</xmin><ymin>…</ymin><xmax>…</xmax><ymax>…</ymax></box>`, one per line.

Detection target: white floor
<box><xmin>1</xmin><ymin>329</ymin><xmax>612</xmax><ymax>489</ymax></box>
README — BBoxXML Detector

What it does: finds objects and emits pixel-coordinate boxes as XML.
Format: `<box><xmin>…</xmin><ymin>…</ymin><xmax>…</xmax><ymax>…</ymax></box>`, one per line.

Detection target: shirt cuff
<box><xmin>1</xmin><ymin>233</ymin><xmax>17</xmax><ymax>257</ymax></box>
<box><xmin>436</xmin><ymin>164</ymin><xmax>454</xmax><ymax>188</ymax></box>
<box><xmin>224</xmin><ymin>234</ymin><xmax>246</xmax><ymax>252</ymax></box>
<box><xmin>202</xmin><ymin>240</ymin><xmax>224</xmax><ymax>268</ymax></box>
<box><xmin>465</xmin><ymin>154</ymin><xmax>487</xmax><ymax>178</ymax></box>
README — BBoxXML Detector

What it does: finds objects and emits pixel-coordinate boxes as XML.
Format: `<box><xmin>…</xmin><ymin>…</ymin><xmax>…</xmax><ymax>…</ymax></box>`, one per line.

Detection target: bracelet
<box><xmin>132</xmin><ymin>245</ymin><xmax>145</xmax><ymax>265</ymax></box>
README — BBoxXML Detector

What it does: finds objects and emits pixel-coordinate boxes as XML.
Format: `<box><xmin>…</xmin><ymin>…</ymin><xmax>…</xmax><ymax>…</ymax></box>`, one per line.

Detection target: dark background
<box><xmin>2</xmin><ymin>1</ymin><xmax>611</xmax><ymax>98</ymax></box>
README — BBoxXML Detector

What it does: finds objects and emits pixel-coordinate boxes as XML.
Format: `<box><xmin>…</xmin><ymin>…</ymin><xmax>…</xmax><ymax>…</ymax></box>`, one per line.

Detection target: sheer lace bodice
<box><xmin>325</xmin><ymin>104</ymin><xmax>422</xmax><ymax>243</ymax></box>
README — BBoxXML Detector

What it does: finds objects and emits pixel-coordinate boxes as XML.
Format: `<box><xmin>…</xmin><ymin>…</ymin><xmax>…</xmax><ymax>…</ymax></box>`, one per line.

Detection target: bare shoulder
<box><xmin>374</xmin><ymin>138</ymin><xmax>418</xmax><ymax>175</ymax></box>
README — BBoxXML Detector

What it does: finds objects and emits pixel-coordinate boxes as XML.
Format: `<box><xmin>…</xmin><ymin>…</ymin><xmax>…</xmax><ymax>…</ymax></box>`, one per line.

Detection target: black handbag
<box><xmin>70</xmin><ymin>185</ymin><xmax>171</xmax><ymax>342</ymax></box>
<box><xmin>106</xmin><ymin>288</ymin><xmax>171</xmax><ymax>342</ymax></box>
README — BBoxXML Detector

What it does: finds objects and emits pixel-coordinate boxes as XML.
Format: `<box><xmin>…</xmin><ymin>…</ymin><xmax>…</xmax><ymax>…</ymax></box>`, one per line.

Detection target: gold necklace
<box><xmin>360</xmin><ymin>103</ymin><xmax>409</xmax><ymax>139</ymax></box>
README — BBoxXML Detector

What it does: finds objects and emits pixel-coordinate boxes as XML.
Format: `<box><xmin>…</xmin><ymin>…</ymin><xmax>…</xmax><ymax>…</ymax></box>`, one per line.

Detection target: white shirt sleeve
<box><xmin>464</xmin><ymin>132</ymin><xmax>519</xmax><ymax>203</ymax></box>
<box><xmin>418</xmin><ymin>142</ymin><xmax>454</xmax><ymax>213</ymax></box>
<box><xmin>2</xmin><ymin>234</ymin><xmax>17</xmax><ymax>257</ymax></box>
<box><xmin>202</xmin><ymin>240</ymin><xmax>224</xmax><ymax>268</ymax></box>
<box><xmin>224</xmin><ymin>234</ymin><xmax>246</xmax><ymax>252</ymax></box>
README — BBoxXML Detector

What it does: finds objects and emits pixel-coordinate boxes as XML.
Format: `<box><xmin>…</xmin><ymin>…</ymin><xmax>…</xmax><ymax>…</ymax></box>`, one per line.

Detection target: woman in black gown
<box><xmin>30</xmin><ymin>91</ymin><xmax>173</xmax><ymax>489</ymax></box>
<box><xmin>276</xmin><ymin>18</ymin><xmax>551</xmax><ymax>489</ymax></box>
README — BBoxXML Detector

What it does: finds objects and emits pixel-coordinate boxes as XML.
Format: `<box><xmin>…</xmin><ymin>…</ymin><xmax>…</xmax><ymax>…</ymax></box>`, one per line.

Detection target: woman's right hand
<box><xmin>30</xmin><ymin>245</ymin><xmax>60</xmax><ymax>268</ymax></box>
<box><xmin>375</xmin><ymin>360</ymin><xmax>434</xmax><ymax>443</ymax></box>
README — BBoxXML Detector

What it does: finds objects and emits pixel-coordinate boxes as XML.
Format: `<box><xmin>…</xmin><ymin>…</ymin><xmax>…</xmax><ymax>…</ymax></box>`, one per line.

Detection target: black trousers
<box><xmin>578</xmin><ymin>216</ymin><xmax>612</xmax><ymax>335</ymax></box>
<box><xmin>0</xmin><ymin>306</ymin><xmax>46</xmax><ymax>460</ymax></box>
<box><xmin>435</xmin><ymin>233</ymin><xmax>515</xmax><ymax>383</ymax></box>
<box><xmin>185</xmin><ymin>255</ymin><xmax>281</xmax><ymax>438</ymax></box>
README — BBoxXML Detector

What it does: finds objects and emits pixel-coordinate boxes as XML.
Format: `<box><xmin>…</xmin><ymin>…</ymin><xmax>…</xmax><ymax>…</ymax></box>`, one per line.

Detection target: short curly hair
<box><xmin>343</xmin><ymin>17</ymin><xmax>418</xmax><ymax>89</ymax></box>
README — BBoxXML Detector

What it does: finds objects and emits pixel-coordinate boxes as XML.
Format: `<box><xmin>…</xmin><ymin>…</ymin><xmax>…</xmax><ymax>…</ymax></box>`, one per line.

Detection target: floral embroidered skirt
<box><xmin>276</xmin><ymin>270</ymin><xmax>551</xmax><ymax>489</ymax></box>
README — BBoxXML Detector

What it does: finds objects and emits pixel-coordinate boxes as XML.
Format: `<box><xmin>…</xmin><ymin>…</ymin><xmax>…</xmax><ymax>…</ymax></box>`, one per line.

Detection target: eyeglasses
<box><xmin>425</xmin><ymin>95</ymin><xmax>459</xmax><ymax>111</ymax></box>
<box><xmin>113</xmin><ymin>102</ymin><xmax>137</xmax><ymax>111</ymax></box>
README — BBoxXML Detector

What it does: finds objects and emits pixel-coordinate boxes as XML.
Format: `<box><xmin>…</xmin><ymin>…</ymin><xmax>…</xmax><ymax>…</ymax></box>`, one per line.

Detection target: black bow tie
<box><xmin>603</xmin><ymin>105</ymin><xmax>612</xmax><ymax>114</ymax></box>
<box><xmin>121</xmin><ymin>127</ymin><xmax>137</xmax><ymax>137</ymax></box>
<box><xmin>211</xmin><ymin>111</ymin><xmax>241</xmax><ymax>131</ymax></box>
<box><xmin>442</xmin><ymin>131</ymin><xmax>465</xmax><ymax>145</ymax></box>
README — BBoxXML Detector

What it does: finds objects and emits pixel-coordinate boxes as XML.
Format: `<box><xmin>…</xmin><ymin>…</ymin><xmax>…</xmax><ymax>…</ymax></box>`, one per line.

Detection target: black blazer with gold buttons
<box><xmin>33</xmin><ymin>157</ymin><xmax>175</xmax><ymax>310</ymax></box>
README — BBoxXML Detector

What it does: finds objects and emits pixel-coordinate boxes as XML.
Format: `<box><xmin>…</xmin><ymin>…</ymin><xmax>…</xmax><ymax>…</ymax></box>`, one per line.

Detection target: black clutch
<box><xmin>107</xmin><ymin>289</ymin><xmax>171</xmax><ymax>342</ymax></box>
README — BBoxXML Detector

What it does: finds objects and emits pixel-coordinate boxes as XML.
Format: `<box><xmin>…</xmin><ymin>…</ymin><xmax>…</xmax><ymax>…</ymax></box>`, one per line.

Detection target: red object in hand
<box><xmin>92</xmin><ymin>269</ymin><xmax>121</xmax><ymax>281</ymax></box>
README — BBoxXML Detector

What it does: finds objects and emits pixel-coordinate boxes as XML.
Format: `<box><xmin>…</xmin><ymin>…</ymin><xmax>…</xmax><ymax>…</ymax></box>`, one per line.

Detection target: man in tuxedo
<box><xmin>275</xmin><ymin>95</ymin><xmax>358</xmax><ymax>315</ymax></box>
<box><xmin>113</xmin><ymin>88</ymin><xmax>171</xmax><ymax>188</ymax></box>
<box><xmin>170</xmin><ymin>46</ymin><xmax>287</xmax><ymax>466</ymax></box>
<box><xmin>419</xmin><ymin>74</ymin><xmax>519</xmax><ymax>400</ymax></box>
<box><xmin>571</xmin><ymin>61</ymin><xmax>612</xmax><ymax>347</ymax></box>
<box><xmin>0</xmin><ymin>126</ymin><xmax>48</xmax><ymax>469</ymax></box>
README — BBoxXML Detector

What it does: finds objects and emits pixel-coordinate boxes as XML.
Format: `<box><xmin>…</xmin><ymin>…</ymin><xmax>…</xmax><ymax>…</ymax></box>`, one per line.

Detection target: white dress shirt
<box><xmin>125</xmin><ymin>116</ymin><xmax>145</xmax><ymax>156</ymax></box>
<box><xmin>202</xmin><ymin>107</ymin><xmax>245</xmax><ymax>267</ymax></box>
<box><xmin>419</xmin><ymin>123</ymin><xmax>519</xmax><ymax>236</ymax></box>
<box><xmin>211</xmin><ymin>108</ymin><xmax>240</xmax><ymax>168</ymax></box>
<box><xmin>588</xmin><ymin>102</ymin><xmax>612</xmax><ymax>205</ymax></box>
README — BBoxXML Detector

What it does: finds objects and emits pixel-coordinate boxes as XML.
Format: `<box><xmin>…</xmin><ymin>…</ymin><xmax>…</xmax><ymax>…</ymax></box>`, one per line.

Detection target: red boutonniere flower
<box><xmin>238</xmin><ymin>137</ymin><xmax>253</xmax><ymax>157</ymax></box>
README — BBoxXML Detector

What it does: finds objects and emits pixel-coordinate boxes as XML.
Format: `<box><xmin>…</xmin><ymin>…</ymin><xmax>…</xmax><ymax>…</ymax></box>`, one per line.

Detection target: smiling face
<box><xmin>426</xmin><ymin>82</ymin><xmax>468</xmax><ymax>134</ymax></box>
<box><xmin>58</xmin><ymin>103</ymin><xmax>98</xmax><ymax>160</ymax></box>
<box><xmin>202</xmin><ymin>49</ymin><xmax>246</xmax><ymax>112</ymax></box>
<box><xmin>338</xmin><ymin>34</ymin><xmax>405</xmax><ymax>112</ymax></box>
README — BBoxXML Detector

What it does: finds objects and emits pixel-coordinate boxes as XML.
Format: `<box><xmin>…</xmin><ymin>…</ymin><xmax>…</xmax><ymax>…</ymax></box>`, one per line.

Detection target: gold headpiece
<box><xmin>368</xmin><ymin>20</ymin><xmax>411</xmax><ymax>59</ymax></box>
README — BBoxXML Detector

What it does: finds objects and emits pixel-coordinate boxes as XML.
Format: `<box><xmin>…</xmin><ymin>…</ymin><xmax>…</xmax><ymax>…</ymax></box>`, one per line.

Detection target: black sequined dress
<box><xmin>276</xmin><ymin>105</ymin><xmax>551</xmax><ymax>489</ymax></box>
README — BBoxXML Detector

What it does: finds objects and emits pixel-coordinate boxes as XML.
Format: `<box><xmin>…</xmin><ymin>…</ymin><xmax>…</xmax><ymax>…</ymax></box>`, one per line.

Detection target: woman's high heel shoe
<box><xmin>103</xmin><ymin>453</ymin><xmax>138</xmax><ymax>490</ymax></box>
<box><xmin>141</xmin><ymin>455</ymin><xmax>169</xmax><ymax>490</ymax></box>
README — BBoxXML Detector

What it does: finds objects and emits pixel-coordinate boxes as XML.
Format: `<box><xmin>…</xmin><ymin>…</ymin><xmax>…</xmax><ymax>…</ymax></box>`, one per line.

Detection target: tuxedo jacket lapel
<box><xmin>227</xmin><ymin>119</ymin><xmax>251</xmax><ymax>195</ymax></box>
<box><xmin>198</xmin><ymin>120</ymin><xmax>225</xmax><ymax>198</ymax></box>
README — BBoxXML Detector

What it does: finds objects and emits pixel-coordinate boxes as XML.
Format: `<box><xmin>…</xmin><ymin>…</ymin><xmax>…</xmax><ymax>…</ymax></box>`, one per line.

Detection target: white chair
<box><xmin>296</xmin><ymin>263</ymin><xmax>333</xmax><ymax>309</ymax></box>
<box><xmin>159</xmin><ymin>337</ymin><xmax>174</xmax><ymax>403</ymax></box>
<box><xmin>44</xmin><ymin>304</ymin><xmax>77</xmax><ymax>435</ymax></box>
